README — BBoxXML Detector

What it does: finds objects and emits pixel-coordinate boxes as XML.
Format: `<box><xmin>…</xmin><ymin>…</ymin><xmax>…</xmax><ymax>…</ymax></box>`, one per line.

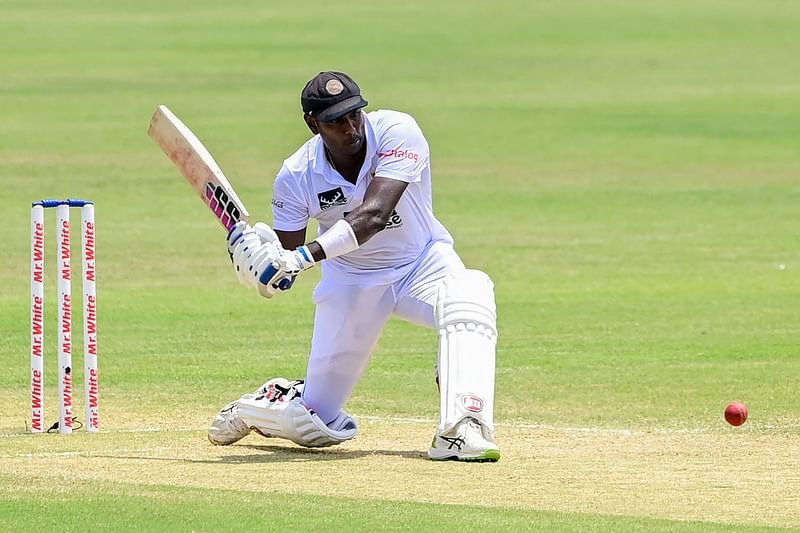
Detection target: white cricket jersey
<box><xmin>271</xmin><ymin>109</ymin><xmax>453</xmax><ymax>284</ymax></box>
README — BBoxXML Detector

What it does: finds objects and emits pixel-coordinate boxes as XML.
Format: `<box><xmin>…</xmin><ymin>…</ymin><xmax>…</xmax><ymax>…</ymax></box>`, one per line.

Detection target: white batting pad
<box><xmin>436</xmin><ymin>269</ymin><xmax>497</xmax><ymax>436</ymax></box>
<box><xmin>237</xmin><ymin>396</ymin><xmax>357</xmax><ymax>448</ymax></box>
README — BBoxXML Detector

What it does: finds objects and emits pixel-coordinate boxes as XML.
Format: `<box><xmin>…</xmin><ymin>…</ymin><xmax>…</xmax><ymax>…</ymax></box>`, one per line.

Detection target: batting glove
<box><xmin>264</xmin><ymin>246</ymin><xmax>316</xmax><ymax>292</ymax></box>
<box><xmin>227</xmin><ymin>221</ymin><xmax>284</xmax><ymax>298</ymax></box>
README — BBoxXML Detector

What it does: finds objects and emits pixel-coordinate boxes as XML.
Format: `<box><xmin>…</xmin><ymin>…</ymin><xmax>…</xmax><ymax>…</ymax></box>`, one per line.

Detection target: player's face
<box><xmin>310</xmin><ymin>110</ymin><xmax>365</xmax><ymax>157</ymax></box>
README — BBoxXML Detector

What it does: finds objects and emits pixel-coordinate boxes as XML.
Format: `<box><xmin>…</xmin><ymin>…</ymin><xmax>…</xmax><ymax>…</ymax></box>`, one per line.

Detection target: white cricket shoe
<box><xmin>428</xmin><ymin>417</ymin><xmax>500</xmax><ymax>462</ymax></box>
<box><xmin>207</xmin><ymin>400</ymin><xmax>251</xmax><ymax>446</ymax></box>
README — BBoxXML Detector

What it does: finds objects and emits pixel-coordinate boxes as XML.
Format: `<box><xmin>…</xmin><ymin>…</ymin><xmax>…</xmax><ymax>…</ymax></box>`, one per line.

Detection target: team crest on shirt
<box><xmin>318</xmin><ymin>188</ymin><xmax>348</xmax><ymax>210</ymax></box>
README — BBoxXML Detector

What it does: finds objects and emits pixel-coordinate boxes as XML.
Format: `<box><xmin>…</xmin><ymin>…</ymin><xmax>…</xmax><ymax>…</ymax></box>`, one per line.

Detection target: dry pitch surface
<box><xmin>2</xmin><ymin>418</ymin><xmax>799</xmax><ymax>529</ymax></box>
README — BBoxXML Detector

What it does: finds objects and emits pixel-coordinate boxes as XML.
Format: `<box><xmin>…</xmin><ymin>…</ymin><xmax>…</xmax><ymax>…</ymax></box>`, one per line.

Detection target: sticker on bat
<box><xmin>205</xmin><ymin>183</ymin><xmax>242</xmax><ymax>230</ymax></box>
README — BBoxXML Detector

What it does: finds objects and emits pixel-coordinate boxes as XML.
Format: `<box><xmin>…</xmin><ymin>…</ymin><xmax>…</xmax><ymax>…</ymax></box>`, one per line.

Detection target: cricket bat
<box><xmin>148</xmin><ymin>105</ymin><xmax>249</xmax><ymax>231</ymax></box>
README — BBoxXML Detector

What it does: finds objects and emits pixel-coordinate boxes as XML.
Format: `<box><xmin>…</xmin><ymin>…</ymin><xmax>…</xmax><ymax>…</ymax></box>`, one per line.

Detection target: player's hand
<box><xmin>227</xmin><ymin>221</ymin><xmax>280</xmax><ymax>252</ymax></box>
<box><xmin>262</xmin><ymin>246</ymin><xmax>316</xmax><ymax>293</ymax></box>
<box><xmin>227</xmin><ymin>221</ymin><xmax>284</xmax><ymax>298</ymax></box>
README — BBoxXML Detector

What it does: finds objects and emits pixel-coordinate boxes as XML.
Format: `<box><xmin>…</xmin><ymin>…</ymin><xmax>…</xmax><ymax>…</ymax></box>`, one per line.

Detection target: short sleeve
<box><xmin>271</xmin><ymin>166</ymin><xmax>309</xmax><ymax>231</ymax></box>
<box><xmin>374</xmin><ymin>116</ymin><xmax>429</xmax><ymax>183</ymax></box>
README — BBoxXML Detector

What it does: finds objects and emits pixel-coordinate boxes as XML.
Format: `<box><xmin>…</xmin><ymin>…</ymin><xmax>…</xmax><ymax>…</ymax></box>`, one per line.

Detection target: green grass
<box><xmin>1</xmin><ymin>0</ymin><xmax>799</xmax><ymax>530</ymax></box>
<box><xmin>0</xmin><ymin>478</ymin><xmax>782</xmax><ymax>533</ymax></box>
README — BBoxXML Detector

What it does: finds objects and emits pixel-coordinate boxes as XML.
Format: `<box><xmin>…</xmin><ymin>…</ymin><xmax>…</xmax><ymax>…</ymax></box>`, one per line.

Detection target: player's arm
<box><xmin>275</xmin><ymin>228</ymin><xmax>307</xmax><ymax>251</ymax></box>
<box><xmin>306</xmin><ymin>177</ymin><xmax>409</xmax><ymax>260</ymax></box>
<box><xmin>342</xmin><ymin>176</ymin><xmax>408</xmax><ymax>246</ymax></box>
<box><xmin>228</xmin><ymin>178</ymin><xmax>406</xmax><ymax>297</ymax></box>
<box><xmin>272</xmin><ymin>177</ymin><xmax>407</xmax><ymax>262</ymax></box>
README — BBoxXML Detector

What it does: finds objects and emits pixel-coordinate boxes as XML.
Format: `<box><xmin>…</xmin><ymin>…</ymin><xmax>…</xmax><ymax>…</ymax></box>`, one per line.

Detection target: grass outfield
<box><xmin>1</xmin><ymin>0</ymin><xmax>799</xmax><ymax>530</ymax></box>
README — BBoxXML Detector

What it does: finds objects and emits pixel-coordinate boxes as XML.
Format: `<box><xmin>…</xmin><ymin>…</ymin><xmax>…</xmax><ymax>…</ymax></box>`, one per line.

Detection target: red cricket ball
<box><xmin>724</xmin><ymin>402</ymin><xmax>748</xmax><ymax>426</ymax></box>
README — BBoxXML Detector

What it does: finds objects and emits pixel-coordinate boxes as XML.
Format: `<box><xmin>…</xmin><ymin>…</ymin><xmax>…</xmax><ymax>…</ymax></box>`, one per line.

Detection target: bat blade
<box><xmin>148</xmin><ymin>105</ymin><xmax>249</xmax><ymax>231</ymax></box>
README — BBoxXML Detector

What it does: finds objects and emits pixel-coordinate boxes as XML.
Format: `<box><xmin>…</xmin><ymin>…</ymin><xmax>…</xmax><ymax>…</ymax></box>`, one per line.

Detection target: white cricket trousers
<box><xmin>302</xmin><ymin>241</ymin><xmax>465</xmax><ymax>423</ymax></box>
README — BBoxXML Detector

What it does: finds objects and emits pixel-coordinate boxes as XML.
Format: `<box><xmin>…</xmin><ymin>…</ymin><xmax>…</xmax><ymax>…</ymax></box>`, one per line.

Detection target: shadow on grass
<box><xmin>212</xmin><ymin>444</ymin><xmax>425</xmax><ymax>463</ymax></box>
<box><xmin>94</xmin><ymin>444</ymin><xmax>425</xmax><ymax>464</ymax></box>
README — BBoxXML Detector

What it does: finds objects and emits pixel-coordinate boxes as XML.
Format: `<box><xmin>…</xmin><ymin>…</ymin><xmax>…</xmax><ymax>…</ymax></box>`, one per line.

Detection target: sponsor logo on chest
<box><xmin>318</xmin><ymin>188</ymin><xmax>348</xmax><ymax>210</ymax></box>
<box><xmin>378</xmin><ymin>148</ymin><xmax>420</xmax><ymax>162</ymax></box>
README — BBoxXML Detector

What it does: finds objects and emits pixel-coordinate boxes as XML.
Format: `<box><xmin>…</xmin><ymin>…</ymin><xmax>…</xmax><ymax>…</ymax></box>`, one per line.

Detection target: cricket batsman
<box><xmin>208</xmin><ymin>71</ymin><xmax>500</xmax><ymax>461</ymax></box>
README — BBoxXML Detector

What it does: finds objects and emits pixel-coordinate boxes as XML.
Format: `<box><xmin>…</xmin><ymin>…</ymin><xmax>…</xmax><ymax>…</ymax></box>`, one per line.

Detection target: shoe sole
<box><xmin>428</xmin><ymin>449</ymin><xmax>501</xmax><ymax>462</ymax></box>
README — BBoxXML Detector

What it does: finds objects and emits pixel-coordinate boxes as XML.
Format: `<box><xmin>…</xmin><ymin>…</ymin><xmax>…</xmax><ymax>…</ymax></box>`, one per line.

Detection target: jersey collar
<box><xmin>311</xmin><ymin>111</ymin><xmax>377</xmax><ymax>186</ymax></box>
